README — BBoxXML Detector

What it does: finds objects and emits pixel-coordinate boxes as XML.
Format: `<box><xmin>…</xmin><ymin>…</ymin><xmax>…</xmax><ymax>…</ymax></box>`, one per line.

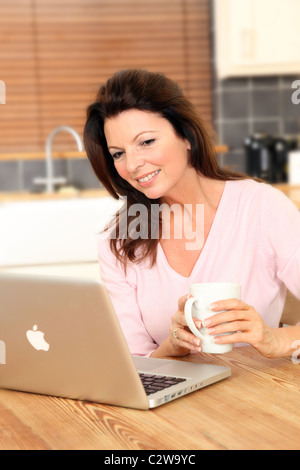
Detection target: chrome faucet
<box><xmin>34</xmin><ymin>126</ymin><xmax>83</xmax><ymax>193</ymax></box>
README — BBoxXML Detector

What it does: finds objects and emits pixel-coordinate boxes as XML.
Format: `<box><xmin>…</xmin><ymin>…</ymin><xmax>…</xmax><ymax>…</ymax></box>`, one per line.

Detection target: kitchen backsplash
<box><xmin>0</xmin><ymin>157</ymin><xmax>101</xmax><ymax>192</ymax></box>
<box><xmin>213</xmin><ymin>75</ymin><xmax>300</xmax><ymax>174</ymax></box>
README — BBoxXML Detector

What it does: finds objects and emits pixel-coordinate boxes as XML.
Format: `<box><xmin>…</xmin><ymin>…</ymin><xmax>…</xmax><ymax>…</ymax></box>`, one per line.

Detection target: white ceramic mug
<box><xmin>184</xmin><ymin>283</ymin><xmax>241</xmax><ymax>354</ymax></box>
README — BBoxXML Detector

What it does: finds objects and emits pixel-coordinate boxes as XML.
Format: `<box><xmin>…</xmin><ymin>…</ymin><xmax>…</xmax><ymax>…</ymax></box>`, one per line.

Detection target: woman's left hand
<box><xmin>205</xmin><ymin>299</ymin><xmax>280</xmax><ymax>358</ymax></box>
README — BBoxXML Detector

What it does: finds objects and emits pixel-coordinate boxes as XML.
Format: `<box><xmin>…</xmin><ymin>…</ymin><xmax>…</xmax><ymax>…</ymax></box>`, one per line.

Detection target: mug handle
<box><xmin>184</xmin><ymin>297</ymin><xmax>206</xmax><ymax>341</ymax></box>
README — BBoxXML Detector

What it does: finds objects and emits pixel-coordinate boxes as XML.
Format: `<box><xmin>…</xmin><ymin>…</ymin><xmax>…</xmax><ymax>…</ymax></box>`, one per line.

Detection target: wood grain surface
<box><xmin>0</xmin><ymin>347</ymin><xmax>299</xmax><ymax>450</ymax></box>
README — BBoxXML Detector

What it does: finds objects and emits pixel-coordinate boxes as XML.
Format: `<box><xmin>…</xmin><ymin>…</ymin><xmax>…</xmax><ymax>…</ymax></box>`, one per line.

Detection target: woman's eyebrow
<box><xmin>108</xmin><ymin>130</ymin><xmax>158</xmax><ymax>150</ymax></box>
<box><xmin>132</xmin><ymin>130</ymin><xmax>158</xmax><ymax>143</ymax></box>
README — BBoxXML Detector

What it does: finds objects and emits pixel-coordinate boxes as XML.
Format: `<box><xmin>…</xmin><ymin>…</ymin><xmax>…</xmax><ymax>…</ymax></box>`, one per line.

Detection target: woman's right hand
<box><xmin>150</xmin><ymin>294</ymin><xmax>203</xmax><ymax>358</ymax></box>
<box><xmin>168</xmin><ymin>294</ymin><xmax>203</xmax><ymax>356</ymax></box>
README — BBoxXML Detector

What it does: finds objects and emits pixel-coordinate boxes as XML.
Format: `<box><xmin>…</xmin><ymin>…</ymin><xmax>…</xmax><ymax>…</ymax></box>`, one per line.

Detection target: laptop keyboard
<box><xmin>139</xmin><ymin>373</ymin><xmax>187</xmax><ymax>396</ymax></box>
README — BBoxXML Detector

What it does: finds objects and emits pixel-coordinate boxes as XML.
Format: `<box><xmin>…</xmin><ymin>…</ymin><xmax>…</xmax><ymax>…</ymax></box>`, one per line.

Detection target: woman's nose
<box><xmin>126</xmin><ymin>148</ymin><xmax>145</xmax><ymax>173</ymax></box>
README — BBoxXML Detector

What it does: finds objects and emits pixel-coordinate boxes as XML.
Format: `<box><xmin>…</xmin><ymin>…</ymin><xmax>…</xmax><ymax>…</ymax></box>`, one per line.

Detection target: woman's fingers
<box><xmin>170</xmin><ymin>295</ymin><xmax>202</xmax><ymax>353</ymax></box>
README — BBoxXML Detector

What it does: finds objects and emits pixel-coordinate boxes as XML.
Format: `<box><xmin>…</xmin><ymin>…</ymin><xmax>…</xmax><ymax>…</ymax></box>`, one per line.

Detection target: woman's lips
<box><xmin>136</xmin><ymin>169</ymin><xmax>160</xmax><ymax>187</ymax></box>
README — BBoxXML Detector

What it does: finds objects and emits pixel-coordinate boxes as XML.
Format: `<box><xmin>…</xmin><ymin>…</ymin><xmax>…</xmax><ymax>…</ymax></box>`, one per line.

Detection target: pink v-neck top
<box><xmin>98</xmin><ymin>179</ymin><xmax>300</xmax><ymax>356</ymax></box>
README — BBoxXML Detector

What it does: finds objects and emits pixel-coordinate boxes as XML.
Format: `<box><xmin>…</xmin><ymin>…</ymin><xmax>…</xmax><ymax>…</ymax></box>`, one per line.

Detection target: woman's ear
<box><xmin>184</xmin><ymin>139</ymin><xmax>191</xmax><ymax>151</ymax></box>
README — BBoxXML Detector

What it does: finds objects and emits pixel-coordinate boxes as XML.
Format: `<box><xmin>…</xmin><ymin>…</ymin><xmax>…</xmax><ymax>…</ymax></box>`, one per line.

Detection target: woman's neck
<box><xmin>160</xmin><ymin>173</ymin><xmax>226</xmax><ymax>211</ymax></box>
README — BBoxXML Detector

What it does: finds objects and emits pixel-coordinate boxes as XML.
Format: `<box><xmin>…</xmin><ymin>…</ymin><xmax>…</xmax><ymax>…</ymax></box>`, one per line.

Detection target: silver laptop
<box><xmin>0</xmin><ymin>273</ymin><xmax>231</xmax><ymax>409</ymax></box>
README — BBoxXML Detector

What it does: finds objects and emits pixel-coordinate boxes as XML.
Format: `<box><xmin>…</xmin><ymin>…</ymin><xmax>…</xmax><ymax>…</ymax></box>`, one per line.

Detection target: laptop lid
<box><xmin>0</xmin><ymin>273</ymin><xmax>231</xmax><ymax>409</ymax></box>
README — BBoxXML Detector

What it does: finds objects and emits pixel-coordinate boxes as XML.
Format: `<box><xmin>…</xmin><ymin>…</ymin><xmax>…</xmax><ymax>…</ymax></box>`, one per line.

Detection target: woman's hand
<box><xmin>168</xmin><ymin>294</ymin><xmax>203</xmax><ymax>356</ymax></box>
<box><xmin>205</xmin><ymin>299</ymin><xmax>280</xmax><ymax>358</ymax></box>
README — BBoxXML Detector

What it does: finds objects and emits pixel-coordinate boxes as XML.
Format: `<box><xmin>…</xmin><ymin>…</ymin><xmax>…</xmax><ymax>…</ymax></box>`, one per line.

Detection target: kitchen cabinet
<box><xmin>214</xmin><ymin>0</ymin><xmax>300</xmax><ymax>79</ymax></box>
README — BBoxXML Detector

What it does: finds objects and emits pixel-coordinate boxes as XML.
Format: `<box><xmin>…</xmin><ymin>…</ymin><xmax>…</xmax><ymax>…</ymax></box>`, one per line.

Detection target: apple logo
<box><xmin>26</xmin><ymin>325</ymin><xmax>50</xmax><ymax>352</ymax></box>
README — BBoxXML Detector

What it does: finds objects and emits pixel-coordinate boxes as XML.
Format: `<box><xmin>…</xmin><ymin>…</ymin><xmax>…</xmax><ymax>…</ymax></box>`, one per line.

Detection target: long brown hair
<box><xmin>84</xmin><ymin>69</ymin><xmax>246</xmax><ymax>267</ymax></box>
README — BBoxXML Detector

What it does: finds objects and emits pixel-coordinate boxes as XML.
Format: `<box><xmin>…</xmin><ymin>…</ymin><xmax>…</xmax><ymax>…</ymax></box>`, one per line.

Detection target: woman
<box><xmin>84</xmin><ymin>68</ymin><xmax>300</xmax><ymax>359</ymax></box>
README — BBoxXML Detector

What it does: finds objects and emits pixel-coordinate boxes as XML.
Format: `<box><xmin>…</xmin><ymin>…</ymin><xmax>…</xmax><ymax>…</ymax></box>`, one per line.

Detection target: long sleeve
<box><xmin>97</xmin><ymin>232</ymin><xmax>157</xmax><ymax>356</ymax></box>
<box><xmin>260</xmin><ymin>184</ymin><xmax>300</xmax><ymax>300</ymax></box>
<box><xmin>96</xmin><ymin>180</ymin><xmax>300</xmax><ymax>356</ymax></box>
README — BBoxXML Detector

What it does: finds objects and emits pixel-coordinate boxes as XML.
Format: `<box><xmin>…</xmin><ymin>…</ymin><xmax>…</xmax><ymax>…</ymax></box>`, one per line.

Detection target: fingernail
<box><xmin>195</xmin><ymin>320</ymin><xmax>202</xmax><ymax>329</ymax></box>
<box><xmin>203</xmin><ymin>319</ymin><xmax>211</xmax><ymax>327</ymax></box>
<box><xmin>209</xmin><ymin>303</ymin><xmax>218</xmax><ymax>310</ymax></box>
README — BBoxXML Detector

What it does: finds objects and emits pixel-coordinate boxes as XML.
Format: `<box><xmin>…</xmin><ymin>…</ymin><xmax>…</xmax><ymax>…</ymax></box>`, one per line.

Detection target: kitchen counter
<box><xmin>0</xmin><ymin>150</ymin><xmax>88</xmax><ymax>161</ymax></box>
<box><xmin>0</xmin><ymin>188</ymin><xmax>109</xmax><ymax>203</ymax></box>
<box><xmin>1</xmin><ymin>183</ymin><xmax>300</xmax><ymax>206</ymax></box>
<box><xmin>273</xmin><ymin>183</ymin><xmax>300</xmax><ymax>209</ymax></box>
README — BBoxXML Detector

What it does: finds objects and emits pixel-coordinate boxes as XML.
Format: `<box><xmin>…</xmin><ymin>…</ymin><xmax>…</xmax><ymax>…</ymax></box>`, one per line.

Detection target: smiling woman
<box><xmin>104</xmin><ymin>109</ymin><xmax>192</xmax><ymax>201</ymax></box>
<box><xmin>84</xmin><ymin>69</ymin><xmax>244</xmax><ymax>267</ymax></box>
<box><xmin>83</xmin><ymin>69</ymin><xmax>300</xmax><ymax>361</ymax></box>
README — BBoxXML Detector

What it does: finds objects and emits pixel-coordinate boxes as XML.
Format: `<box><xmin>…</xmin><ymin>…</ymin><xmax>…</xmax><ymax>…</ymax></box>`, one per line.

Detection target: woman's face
<box><xmin>104</xmin><ymin>109</ymin><xmax>192</xmax><ymax>201</ymax></box>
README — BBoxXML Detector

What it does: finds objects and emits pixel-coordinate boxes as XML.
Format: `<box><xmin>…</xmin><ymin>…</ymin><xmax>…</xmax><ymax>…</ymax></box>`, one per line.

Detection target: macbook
<box><xmin>0</xmin><ymin>273</ymin><xmax>231</xmax><ymax>409</ymax></box>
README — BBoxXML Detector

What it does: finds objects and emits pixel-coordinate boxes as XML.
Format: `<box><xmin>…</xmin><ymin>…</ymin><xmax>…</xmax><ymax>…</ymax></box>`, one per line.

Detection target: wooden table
<box><xmin>0</xmin><ymin>347</ymin><xmax>299</xmax><ymax>450</ymax></box>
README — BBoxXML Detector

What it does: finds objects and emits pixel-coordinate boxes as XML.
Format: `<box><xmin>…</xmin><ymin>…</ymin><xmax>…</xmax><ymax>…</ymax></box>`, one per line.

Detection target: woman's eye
<box><xmin>141</xmin><ymin>138</ymin><xmax>155</xmax><ymax>147</ymax></box>
<box><xmin>111</xmin><ymin>151</ymin><xmax>123</xmax><ymax>160</ymax></box>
